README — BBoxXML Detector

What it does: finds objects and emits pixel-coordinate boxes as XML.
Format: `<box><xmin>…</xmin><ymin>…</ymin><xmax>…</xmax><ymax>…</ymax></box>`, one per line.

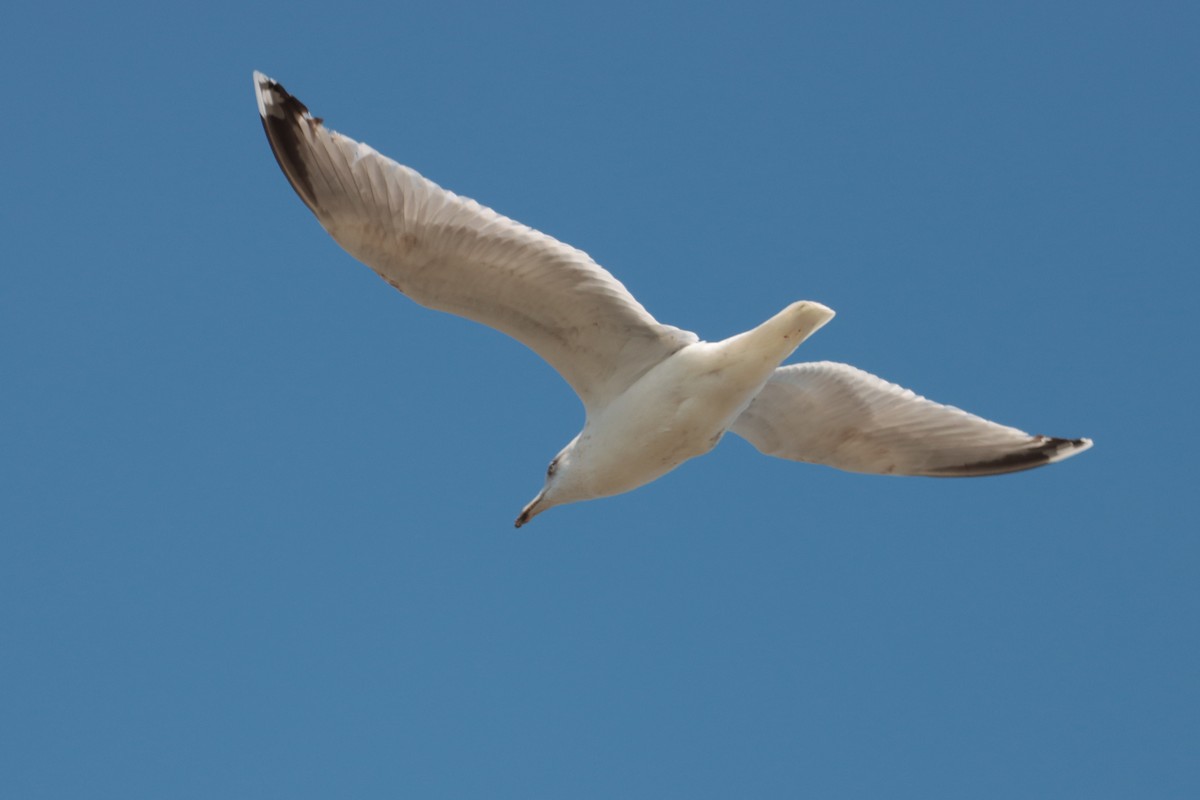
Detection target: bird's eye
<box><xmin>547</xmin><ymin>459</ymin><xmax>558</xmax><ymax>477</ymax></box>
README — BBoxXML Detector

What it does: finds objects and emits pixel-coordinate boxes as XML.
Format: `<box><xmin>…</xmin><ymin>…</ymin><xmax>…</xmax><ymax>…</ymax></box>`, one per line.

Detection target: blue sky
<box><xmin>3</xmin><ymin>1</ymin><xmax>1197</xmax><ymax>797</ymax></box>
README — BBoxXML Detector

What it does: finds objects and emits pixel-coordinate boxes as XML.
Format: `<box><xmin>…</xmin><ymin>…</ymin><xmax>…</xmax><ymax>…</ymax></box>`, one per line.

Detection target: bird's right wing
<box><xmin>254</xmin><ymin>72</ymin><xmax>696</xmax><ymax>413</ymax></box>
<box><xmin>730</xmin><ymin>361</ymin><xmax>1092</xmax><ymax>476</ymax></box>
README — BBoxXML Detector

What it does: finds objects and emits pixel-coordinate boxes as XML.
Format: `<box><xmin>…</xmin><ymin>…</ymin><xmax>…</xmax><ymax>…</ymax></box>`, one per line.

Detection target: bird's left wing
<box><xmin>730</xmin><ymin>361</ymin><xmax>1092</xmax><ymax>476</ymax></box>
<box><xmin>254</xmin><ymin>72</ymin><xmax>696</xmax><ymax>413</ymax></box>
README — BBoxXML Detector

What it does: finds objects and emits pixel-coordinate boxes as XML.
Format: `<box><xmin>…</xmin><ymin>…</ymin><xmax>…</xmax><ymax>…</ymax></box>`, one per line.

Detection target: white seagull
<box><xmin>253</xmin><ymin>72</ymin><xmax>1092</xmax><ymax>527</ymax></box>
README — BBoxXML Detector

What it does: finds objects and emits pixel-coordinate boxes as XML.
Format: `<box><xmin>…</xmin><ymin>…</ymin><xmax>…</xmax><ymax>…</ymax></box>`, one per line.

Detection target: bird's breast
<box><xmin>572</xmin><ymin>345</ymin><xmax>773</xmax><ymax>497</ymax></box>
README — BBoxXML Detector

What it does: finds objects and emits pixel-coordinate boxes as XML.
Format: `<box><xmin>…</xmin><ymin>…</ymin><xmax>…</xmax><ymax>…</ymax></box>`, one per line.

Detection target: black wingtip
<box><xmin>929</xmin><ymin>435</ymin><xmax>1093</xmax><ymax>478</ymax></box>
<box><xmin>253</xmin><ymin>72</ymin><xmax>322</xmax><ymax>214</ymax></box>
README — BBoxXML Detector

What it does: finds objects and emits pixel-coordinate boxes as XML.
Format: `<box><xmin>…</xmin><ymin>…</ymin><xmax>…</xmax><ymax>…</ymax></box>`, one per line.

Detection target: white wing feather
<box><xmin>254</xmin><ymin>72</ymin><xmax>696</xmax><ymax>413</ymax></box>
<box><xmin>731</xmin><ymin>362</ymin><xmax>1092</xmax><ymax>476</ymax></box>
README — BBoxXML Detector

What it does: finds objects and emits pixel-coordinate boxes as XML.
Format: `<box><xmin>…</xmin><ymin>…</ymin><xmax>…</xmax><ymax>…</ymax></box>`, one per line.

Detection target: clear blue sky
<box><xmin>3</xmin><ymin>1</ymin><xmax>1196</xmax><ymax>797</ymax></box>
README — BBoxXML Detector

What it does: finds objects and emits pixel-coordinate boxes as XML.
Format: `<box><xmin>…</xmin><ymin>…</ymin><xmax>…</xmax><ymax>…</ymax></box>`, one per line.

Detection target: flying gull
<box><xmin>253</xmin><ymin>72</ymin><xmax>1092</xmax><ymax>527</ymax></box>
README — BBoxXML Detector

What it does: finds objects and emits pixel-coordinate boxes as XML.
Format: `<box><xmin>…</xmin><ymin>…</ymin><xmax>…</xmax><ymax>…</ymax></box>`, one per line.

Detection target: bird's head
<box><xmin>514</xmin><ymin>437</ymin><xmax>587</xmax><ymax>528</ymax></box>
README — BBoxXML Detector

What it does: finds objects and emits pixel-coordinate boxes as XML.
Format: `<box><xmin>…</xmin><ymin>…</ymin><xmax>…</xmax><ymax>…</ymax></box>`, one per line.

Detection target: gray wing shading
<box><xmin>730</xmin><ymin>361</ymin><xmax>1092</xmax><ymax>476</ymax></box>
<box><xmin>253</xmin><ymin>72</ymin><xmax>696</xmax><ymax>413</ymax></box>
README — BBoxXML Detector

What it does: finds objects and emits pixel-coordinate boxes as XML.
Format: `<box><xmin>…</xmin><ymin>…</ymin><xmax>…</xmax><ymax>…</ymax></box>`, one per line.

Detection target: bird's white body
<box><xmin>253</xmin><ymin>71</ymin><xmax>1092</xmax><ymax>527</ymax></box>
<box><xmin>523</xmin><ymin>302</ymin><xmax>835</xmax><ymax>522</ymax></box>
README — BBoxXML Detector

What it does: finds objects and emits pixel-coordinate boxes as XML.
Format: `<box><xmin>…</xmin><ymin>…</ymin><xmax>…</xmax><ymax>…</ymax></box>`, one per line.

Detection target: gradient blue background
<box><xmin>3</xmin><ymin>1</ymin><xmax>1196</xmax><ymax>797</ymax></box>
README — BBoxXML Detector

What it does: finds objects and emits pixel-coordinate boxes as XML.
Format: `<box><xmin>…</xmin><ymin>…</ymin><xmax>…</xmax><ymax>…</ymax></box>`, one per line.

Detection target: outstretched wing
<box><xmin>731</xmin><ymin>361</ymin><xmax>1092</xmax><ymax>476</ymax></box>
<box><xmin>254</xmin><ymin>72</ymin><xmax>696</xmax><ymax>413</ymax></box>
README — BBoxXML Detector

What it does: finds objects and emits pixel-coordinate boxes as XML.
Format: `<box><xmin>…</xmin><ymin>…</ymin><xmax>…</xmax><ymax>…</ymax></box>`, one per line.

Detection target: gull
<box><xmin>253</xmin><ymin>72</ymin><xmax>1092</xmax><ymax>527</ymax></box>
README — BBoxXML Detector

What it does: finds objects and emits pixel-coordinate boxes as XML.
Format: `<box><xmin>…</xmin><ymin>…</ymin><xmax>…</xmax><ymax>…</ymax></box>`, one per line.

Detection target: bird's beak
<box><xmin>514</xmin><ymin>489</ymin><xmax>548</xmax><ymax>528</ymax></box>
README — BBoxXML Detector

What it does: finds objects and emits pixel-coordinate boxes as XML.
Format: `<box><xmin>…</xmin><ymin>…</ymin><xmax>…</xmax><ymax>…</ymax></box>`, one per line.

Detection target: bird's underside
<box><xmin>253</xmin><ymin>71</ymin><xmax>1092</xmax><ymax>525</ymax></box>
